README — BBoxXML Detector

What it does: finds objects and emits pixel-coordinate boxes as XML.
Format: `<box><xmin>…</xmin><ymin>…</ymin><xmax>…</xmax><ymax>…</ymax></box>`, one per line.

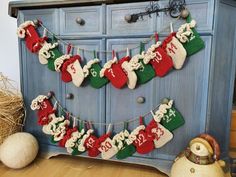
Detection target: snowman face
<box><xmin>190</xmin><ymin>142</ymin><xmax>209</xmax><ymax>156</ymax></box>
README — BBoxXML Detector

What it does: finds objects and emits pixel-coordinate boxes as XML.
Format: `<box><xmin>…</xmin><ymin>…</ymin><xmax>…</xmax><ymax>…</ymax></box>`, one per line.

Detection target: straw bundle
<box><xmin>0</xmin><ymin>73</ymin><xmax>25</xmax><ymax>144</ymax></box>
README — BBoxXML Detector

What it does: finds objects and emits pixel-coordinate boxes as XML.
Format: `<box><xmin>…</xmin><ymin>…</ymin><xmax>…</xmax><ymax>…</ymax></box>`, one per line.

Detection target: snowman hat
<box><xmin>190</xmin><ymin>134</ymin><xmax>220</xmax><ymax>161</ymax></box>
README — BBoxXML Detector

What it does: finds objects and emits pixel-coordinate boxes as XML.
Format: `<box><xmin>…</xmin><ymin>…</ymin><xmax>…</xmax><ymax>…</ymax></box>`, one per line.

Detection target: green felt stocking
<box><xmin>116</xmin><ymin>144</ymin><xmax>136</xmax><ymax>160</ymax></box>
<box><xmin>160</xmin><ymin>100</ymin><xmax>185</xmax><ymax>132</ymax></box>
<box><xmin>47</xmin><ymin>47</ymin><xmax>63</xmax><ymax>71</ymax></box>
<box><xmin>132</xmin><ymin>43</ymin><xmax>155</xmax><ymax>85</ymax></box>
<box><xmin>83</xmin><ymin>58</ymin><xmax>109</xmax><ymax>89</ymax></box>
<box><xmin>176</xmin><ymin>15</ymin><xmax>205</xmax><ymax>56</ymax></box>
<box><xmin>114</xmin><ymin>123</ymin><xmax>136</xmax><ymax>159</ymax></box>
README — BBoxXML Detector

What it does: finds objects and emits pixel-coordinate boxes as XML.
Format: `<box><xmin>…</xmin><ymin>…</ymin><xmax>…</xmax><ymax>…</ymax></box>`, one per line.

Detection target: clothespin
<box><xmin>94</xmin><ymin>50</ymin><xmax>97</xmax><ymax>59</ymax></box>
<box><xmin>52</xmin><ymin>35</ymin><xmax>58</xmax><ymax>43</ymax></box>
<box><xmin>43</xmin><ymin>28</ymin><xmax>47</xmax><ymax>38</ymax></box>
<box><xmin>107</xmin><ymin>123</ymin><xmax>113</xmax><ymax>134</ymax></box>
<box><xmin>124</xmin><ymin>121</ymin><xmax>129</xmax><ymax>130</ymax></box>
<box><xmin>139</xmin><ymin>42</ymin><xmax>145</xmax><ymax>54</ymax></box>
<box><xmin>67</xmin><ymin>43</ymin><xmax>72</xmax><ymax>55</ymax></box>
<box><xmin>150</xmin><ymin>110</ymin><xmax>155</xmax><ymax>117</ymax></box>
<box><xmin>73</xmin><ymin>117</ymin><xmax>77</xmax><ymax>128</ymax></box>
<box><xmin>170</xmin><ymin>22</ymin><xmax>174</xmax><ymax>33</ymax></box>
<box><xmin>66</xmin><ymin>112</ymin><xmax>70</xmax><ymax>120</ymax></box>
<box><xmin>112</xmin><ymin>50</ymin><xmax>116</xmax><ymax>59</ymax></box>
<box><xmin>126</xmin><ymin>48</ymin><xmax>130</xmax><ymax>57</ymax></box>
<box><xmin>77</xmin><ymin>47</ymin><xmax>80</xmax><ymax>55</ymax></box>
<box><xmin>53</xmin><ymin>101</ymin><xmax>58</xmax><ymax>110</ymax></box>
<box><xmin>155</xmin><ymin>32</ymin><xmax>159</xmax><ymax>43</ymax></box>
<box><xmin>139</xmin><ymin>116</ymin><xmax>144</xmax><ymax>125</ymax></box>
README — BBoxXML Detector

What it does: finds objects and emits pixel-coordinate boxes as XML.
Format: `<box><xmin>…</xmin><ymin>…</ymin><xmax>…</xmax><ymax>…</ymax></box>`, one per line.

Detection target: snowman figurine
<box><xmin>171</xmin><ymin>134</ymin><xmax>227</xmax><ymax>177</ymax></box>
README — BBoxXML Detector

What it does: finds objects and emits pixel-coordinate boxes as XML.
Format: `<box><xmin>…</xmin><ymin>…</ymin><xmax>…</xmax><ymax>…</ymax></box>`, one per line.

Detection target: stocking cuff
<box><xmin>83</xmin><ymin>59</ymin><xmax>100</xmax><ymax>77</ymax></box>
<box><xmin>176</xmin><ymin>19</ymin><xmax>196</xmax><ymax>43</ymax></box>
<box><xmin>129</xmin><ymin>53</ymin><xmax>145</xmax><ymax>70</ymax></box>
<box><xmin>154</xmin><ymin>100</ymin><xmax>173</xmax><ymax>122</ymax></box>
<box><xmin>17</xmin><ymin>21</ymin><xmax>35</xmax><ymax>38</ymax></box>
<box><xmin>31</xmin><ymin>95</ymin><xmax>48</xmax><ymax>110</ymax></box>
<box><xmin>78</xmin><ymin>129</ymin><xmax>94</xmax><ymax>151</ymax></box>
<box><xmin>129</xmin><ymin>125</ymin><xmax>145</xmax><ymax>141</ymax></box>
<box><xmin>100</xmin><ymin>57</ymin><xmax>118</xmax><ymax>77</ymax></box>
<box><xmin>143</xmin><ymin>42</ymin><xmax>162</xmax><ymax>64</ymax></box>
<box><xmin>61</xmin><ymin>55</ymin><xmax>81</xmax><ymax>73</ymax></box>
<box><xmin>54</xmin><ymin>54</ymin><xmax>71</xmax><ymax>72</ymax></box>
<box><xmin>38</xmin><ymin>42</ymin><xmax>59</xmax><ymax>64</ymax></box>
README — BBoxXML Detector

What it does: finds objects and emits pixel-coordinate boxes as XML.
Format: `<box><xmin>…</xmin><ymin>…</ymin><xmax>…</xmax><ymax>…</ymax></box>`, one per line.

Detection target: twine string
<box><xmin>50</xmin><ymin>95</ymin><xmax>160</xmax><ymax>126</ymax></box>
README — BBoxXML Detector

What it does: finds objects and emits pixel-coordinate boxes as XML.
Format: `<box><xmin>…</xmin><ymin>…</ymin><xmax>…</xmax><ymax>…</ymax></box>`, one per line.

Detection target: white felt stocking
<box><xmin>67</xmin><ymin>59</ymin><xmax>85</xmax><ymax>87</ymax></box>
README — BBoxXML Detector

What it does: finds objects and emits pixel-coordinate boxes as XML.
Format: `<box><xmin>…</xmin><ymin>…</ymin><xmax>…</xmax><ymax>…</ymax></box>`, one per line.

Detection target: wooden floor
<box><xmin>0</xmin><ymin>155</ymin><xmax>167</xmax><ymax>177</ymax></box>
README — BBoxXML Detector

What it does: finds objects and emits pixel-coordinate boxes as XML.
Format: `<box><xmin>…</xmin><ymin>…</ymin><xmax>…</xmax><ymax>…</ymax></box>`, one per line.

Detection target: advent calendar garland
<box><xmin>31</xmin><ymin>94</ymin><xmax>185</xmax><ymax>158</ymax></box>
<box><xmin>17</xmin><ymin>14</ymin><xmax>204</xmax><ymax>90</ymax></box>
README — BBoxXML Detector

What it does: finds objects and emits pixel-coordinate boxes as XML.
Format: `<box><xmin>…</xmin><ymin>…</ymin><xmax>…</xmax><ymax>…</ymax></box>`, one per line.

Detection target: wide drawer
<box><xmin>107</xmin><ymin>2</ymin><xmax>155</xmax><ymax>35</ymax></box>
<box><xmin>60</xmin><ymin>6</ymin><xmax>104</xmax><ymax>36</ymax></box>
<box><xmin>158</xmin><ymin>0</ymin><xmax>214</xmax><ymax>34</ymax></box>
<box><xmin>107</xmin><ymin>0</ymin><xmax>214</xmax><ymax>36</ymax></box>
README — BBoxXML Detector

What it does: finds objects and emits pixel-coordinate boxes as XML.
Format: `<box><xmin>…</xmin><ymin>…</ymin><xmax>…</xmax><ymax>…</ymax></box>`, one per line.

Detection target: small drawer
<box><xmin>107</xmin><ymin>2</ymin><xmax>155</xmax><ymax>35</ymax></box>
<box><xmin>158</xmin><ymin>0</ymin><xmax>214</xmax><ymax>34</ymax></box>
<box><xmin>60</xmin><ymin>6</ymin><xmax>104</xmax><ymax>36</ymax></box>
<box><xmin>19</xmin><ymin>9</ymin><xmax>59</xmax><ymax>35</ymax></box>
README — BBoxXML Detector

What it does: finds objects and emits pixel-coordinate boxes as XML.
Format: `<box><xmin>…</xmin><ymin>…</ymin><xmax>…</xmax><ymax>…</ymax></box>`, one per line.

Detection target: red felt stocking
<box><xmin>100</xmin><ymin>56</ymin><xmax>128</xmax><ymax>89</ymax></box>
<box><xmin>59</xmin><ymin>127</ymin><xmax>78</xmax><ymax>147</ymax></box>
<box><xmin>144</xmin><ymin>33</ymin><xmax>173</xmax><ymax>77</ymax></box>
<box><xmin>146</xmin><ymin>119</ymin><xmax>173</xmax><ymax>148</ymax></box>
<box><xmin>17</xmin><ymin>21</ymin><xmax>46</xmax><ymax>53</ymax></box>
<box><xmin>130</xmin><ymin>117</ymin><xmax>154</xmax><ymax>154</ymax></box>
<box><xmin>30</xmin><ymin>95</ymin><xmax>55</xmax><ymax>125</ymax></box>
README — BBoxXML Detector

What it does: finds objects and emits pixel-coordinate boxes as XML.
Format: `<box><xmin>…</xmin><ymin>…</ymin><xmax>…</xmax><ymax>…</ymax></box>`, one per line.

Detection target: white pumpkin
<box><xmin>0</xmin><ymin>132</ymin><xmax>38</xmax><ymax>169</ymax></box>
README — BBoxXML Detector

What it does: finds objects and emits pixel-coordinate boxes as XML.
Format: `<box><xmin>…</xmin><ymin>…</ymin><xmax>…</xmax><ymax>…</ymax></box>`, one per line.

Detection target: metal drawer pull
<box><xmin>137</xmin><ymin>96</ymin><xmax>145</xmax><ymax>104</ymax></box>
<box><xmin>66</xmin><ymin>93</ymin><xmax>74</xmax><ymax>99</ymax></box>
<box><xmin>76</xmin><ymin>17</ymin><xmax>85</xmax><ymax>25</ymax></box>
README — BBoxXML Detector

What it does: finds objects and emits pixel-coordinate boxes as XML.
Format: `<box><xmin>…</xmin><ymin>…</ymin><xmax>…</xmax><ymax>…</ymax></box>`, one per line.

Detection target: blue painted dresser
<box><xmin>9</xmin><ymin>0</ymin><xmax>236</xmax><ymax>175</ymax></box>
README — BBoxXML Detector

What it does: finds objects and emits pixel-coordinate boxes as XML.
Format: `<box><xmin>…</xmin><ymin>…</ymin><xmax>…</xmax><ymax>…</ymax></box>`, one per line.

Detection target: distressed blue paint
<box><xmin>60</xmin><ymin>6</ymin><xmax>104</xmax><ymax>36</ymax></box>
<box><xmin>16</xmin><ymin>0</ymin><xmax>236</xmax><ymax>175</ymax></box>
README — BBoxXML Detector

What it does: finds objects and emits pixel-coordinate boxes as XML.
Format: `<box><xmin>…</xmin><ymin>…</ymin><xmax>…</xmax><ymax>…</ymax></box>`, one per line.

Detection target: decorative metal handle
<box><xmin>76</xmin><ymin>17</ymin><xmax>85</xmax><ymax>25</ymax></box>
<box><xmin>66</xmin><ymin>93</ymin><xmax>74</xmax><ymax>99</ymax></box>
<box><xmin>137</xmin><ymin>96</ymin><xmax>145</xmax><ymax>104</ymax></box>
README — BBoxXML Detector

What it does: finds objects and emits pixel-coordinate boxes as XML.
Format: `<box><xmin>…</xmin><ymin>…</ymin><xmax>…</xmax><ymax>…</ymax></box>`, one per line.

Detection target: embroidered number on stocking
<box><xmin>90</xmin><ymin>68</ymin><xmax>97</xmax><ymax>77</ymax></box>
<box><xmin>189</xmin><ymin>32</ymin><xmax>196</xmax><ymax>41</ymax></box>
<box><xmin>70</xmin><ymin>64</ymin><xmax>76</xmax><ymax>74</ymax></box>
<box><xmin>86</xmin><ymin>137</ymin><xmax>95</xmax><ymax>148</ymax></box>
<box><xmin>26</xmin><ymin>29</ymin><xmax>32</xmax><ymax>37</ymax></box>
<box><xmin>101</xmin><ymin>141</ymin><xmax>112</xmax><ymax>152</ymax></box>
<box><xmin>49</xmin><ymin>51</ymin><xmax>56</xmax><ymax>59</ymax></box>
<box><xmin>135</xmin><ymin>133</ymin><xmax>147</xmax><ymax>146</ymax></box>
<box><xmin>108</xmin><ymin>69</ymin><xmax>115</xmax><ymax>78</ymax></box>
<box><xmin>168</xmin><ymin>42</ymin><xmax>177</xmax><ymax>54</ymax></box>
<box><xmin>164</xmin><ymin>109</ymin><xmax>176</xmax><ymax>123</ymax></box>
<box><xmin>152</xmin><ymin>127</ymin><xmax>164</xmax><ymax>139</ymax></box>
<box><xmin>154</xmin><ymin>51</ymin><xmax>162</xmax><ymax>63</ymax></box>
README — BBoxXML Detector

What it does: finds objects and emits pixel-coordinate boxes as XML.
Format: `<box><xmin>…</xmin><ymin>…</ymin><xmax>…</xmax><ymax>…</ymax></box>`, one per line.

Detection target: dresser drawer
<box><xmin>158</xmin><ymin>0</ymin><xmax>214</xmax><ymax>34</ymax></box>
<box><xmin>107</xmin><ymin>2</ymin><xmax>155</xmax><ymax>35</ymax></box>
<box><xmin>19</xmin><ymin>9</ymin><xmax>59</xmax><ymax>35</ymax></box>
<box><xmin>60</xmin><ymin>6</ymin><xmax>104</xmax><ymax>36</ymax></box>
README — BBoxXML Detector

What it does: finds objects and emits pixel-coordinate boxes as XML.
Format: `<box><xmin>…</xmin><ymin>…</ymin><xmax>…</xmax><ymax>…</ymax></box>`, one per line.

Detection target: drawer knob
<box><xmin>76</xmin><ymin>17</ymin><xmax>85</xmax><ymax>25</ymax></box>
<box><xmin>66</xmin><ymin>93</ymin><xmax>74</xmax><ymax>99</ymax></box>
<box><xmin>137</xmin><ymin>96</ymin><xmax>145</xmax><ymax>104</ymax></box>
<box><xmin>124</xmin><ymin>14</ymin><xmax>138</xmax><ymax>23</ymax></box>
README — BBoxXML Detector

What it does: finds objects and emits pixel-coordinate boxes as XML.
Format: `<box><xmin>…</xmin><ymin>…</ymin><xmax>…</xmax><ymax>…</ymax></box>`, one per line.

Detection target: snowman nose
<box><xmin>196</xmin><ymin>145</ymin><xmax>201</xmax><ymax>151</ymax></box>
